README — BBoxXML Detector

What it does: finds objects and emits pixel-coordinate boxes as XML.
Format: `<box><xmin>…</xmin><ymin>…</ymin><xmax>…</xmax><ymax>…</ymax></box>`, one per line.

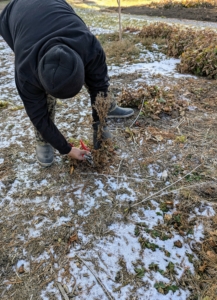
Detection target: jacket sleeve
<box><xmin>0</xmin><ymin>3</ymin><xmax>14</xmax><ymax>50</ymax></box>
<box><xmin>84</xmin><ymin>37</ymin><xmax>110</xmax><ymax>97</ymax></box>
<box><xmin>16</xmin><ymin>78</ymin><xmax>71</xmax><ymax>155</ymax></box>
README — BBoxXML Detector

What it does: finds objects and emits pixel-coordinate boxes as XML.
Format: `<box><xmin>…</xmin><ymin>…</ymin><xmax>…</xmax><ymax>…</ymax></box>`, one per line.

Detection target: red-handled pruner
<box><xmin>80</xmin><ymin>140</ymin><xmax>90</xmax><ymax>152</ymax></box>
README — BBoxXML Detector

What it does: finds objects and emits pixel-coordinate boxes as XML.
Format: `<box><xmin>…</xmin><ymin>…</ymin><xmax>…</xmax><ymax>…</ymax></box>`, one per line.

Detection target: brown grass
<box><xmin>98</xmin><ymin>33</ymin><xmax>140</xmax><ymax>64</ymax></box>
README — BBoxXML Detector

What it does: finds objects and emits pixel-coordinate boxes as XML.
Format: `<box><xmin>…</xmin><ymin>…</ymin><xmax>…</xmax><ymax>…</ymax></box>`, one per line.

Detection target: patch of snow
<box><xmin>108</xmin><ymin>57</ymin><xmax>197</xmax><ymax>79</ymax></box>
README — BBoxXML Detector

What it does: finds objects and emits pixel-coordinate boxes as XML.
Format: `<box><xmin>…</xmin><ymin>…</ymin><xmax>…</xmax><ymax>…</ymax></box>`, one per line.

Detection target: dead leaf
<box><xmin>17</xmin><ymin>264</ymin><xmax>25</xmax><ymax>274</ymax></box>
<box><xmin>161</xmin><ymin>170</ymin><xmax>168</xmax><ymax>181</ymax></box>
<box><xmin>125</xmin><ymin>127</ymin><xmax>133</xmax><ymax>135</ymax></box>
<box><xmin>151</xmin><ymin>114</ymin><xmax>160</xmax><ymax>120</ymax></box>
<box><xmin>206</xmin><ymin>251</ymin><xmax>216</xmax><ymax>260</ymax></box>
<box><xmin>70</xmin><ymin>166</ymin><xmax>74</xmax><ymax>175</ymax></box>
<box><xmin>174</xmin><ymin>240</ymin><xmax>182</xmax><ymax>248</ymax></box>
<box><xmin>165</xmin><ymin>201</ymin><xmax>173</xmax><ymax>207</ymax></box>
<box><xmin>179</xmin><ymin>230</ymin><xmax>185</xmax><ymax>236</ymax></box>
<box><xmin>164</xmin><ymin>214</ymin><xmax>172</xmax><ymax>222</ymax></box>
<box><xmin>208</xmin><ymin>239</ymin><xmax>216</xmax><ymax>248</ymax></box>
<box><xmin>199</xmin><ymin>264</ymin><xmax>207</xmax><ymax>273</ymax></box>
<box><xmin>210</xmin><ymin>230</ymin><xmax>217</xmax><ymax>236</ymax></box>
<box><xmin>68</xmin><ymin>233</ymin><xmax>78</xmax><ymax>245</ymax></box>
<box><xmin>155</xmin><ymin>135</ymin><xmax>163</xmax><ymax>142</ymax></box>
<box><xmin>37</xmin><ymin>191</ymin><xmax>42</xmax><ymax>195</ymax></box>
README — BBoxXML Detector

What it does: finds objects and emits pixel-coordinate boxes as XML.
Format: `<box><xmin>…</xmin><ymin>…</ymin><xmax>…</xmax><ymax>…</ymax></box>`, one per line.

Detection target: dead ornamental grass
<box><xmin>98</xmin><ymin>33</ymin><xmax>140</xmax><ymax>64</ymax></box>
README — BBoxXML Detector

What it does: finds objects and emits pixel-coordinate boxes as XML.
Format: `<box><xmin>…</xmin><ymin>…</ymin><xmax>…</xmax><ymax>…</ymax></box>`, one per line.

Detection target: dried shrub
<box><xmin>118</xmin><ymin>84</ymin><xmax>188</xmax><ymax>118</ymax></box>
<box><xmin>167</xmin><ymin>28</ymin><xmax>197</xmax><ymax>57</ymax></box>
<box><xmin>139</xmin><ymin>23</ymin><xmax>174</xmax><ymax>39</ymax></box>
<box><xmin>102</xmin><ymin>38</ymin><xmax>140</xmax><ymax>64</ymax></box>
<box><xmin>139</xmin><ymin>23</ymin><xmax>217</xmax><ymax>78</ymax></box>
<box><xmin>149</xmin><ymin>0</ymin><xmax>216</xmax><ymax>8</ymax></box>
<box><xmin>124</xmin><ymin>26</ymin><xmax>140</xmax><ymax>33</ymax></box>
<box><xmin>178</xmin><ymin>30</ymin><xmax>217</xmax><ymax>78</ymax></box>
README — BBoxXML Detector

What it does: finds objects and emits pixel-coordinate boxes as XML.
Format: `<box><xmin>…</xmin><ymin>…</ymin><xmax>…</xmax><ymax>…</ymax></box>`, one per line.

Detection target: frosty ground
<box><xmin>1</xmin><ymin>7</ymin><xmax>217</xmax><ymax>300</ymax></box>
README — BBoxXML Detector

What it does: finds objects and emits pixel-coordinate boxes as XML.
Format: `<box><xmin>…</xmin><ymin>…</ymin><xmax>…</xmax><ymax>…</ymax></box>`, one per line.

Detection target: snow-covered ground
<box><xmin>0</xmin><ymin>8</ymin><xmax>216</xmax><ymax>300</ymax></box>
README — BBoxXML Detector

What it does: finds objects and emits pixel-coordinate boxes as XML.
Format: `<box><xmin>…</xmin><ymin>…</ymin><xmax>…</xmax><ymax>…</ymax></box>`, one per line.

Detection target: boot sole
<box><xmin>37</xmin><ymin>157</ymin><xmax>54</xmax><ymax>167</ymax></box>
<box><xmin>107</xmin><ymin>111</ymin><xmax>134</xmax><ymax>118</ymax></box>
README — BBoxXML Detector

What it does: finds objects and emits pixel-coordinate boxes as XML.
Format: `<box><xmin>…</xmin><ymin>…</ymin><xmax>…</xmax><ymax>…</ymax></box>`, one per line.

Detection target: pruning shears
<box><xmin>80</xmin><ymin>140</ymin><xmax>94</xmax><ymax>165</ymax></box>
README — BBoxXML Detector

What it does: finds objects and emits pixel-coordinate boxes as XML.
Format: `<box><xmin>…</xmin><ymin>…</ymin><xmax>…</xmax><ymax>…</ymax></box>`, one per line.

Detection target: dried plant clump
<box><xmin>139</xmin><ymin>23</ymin><xmax>217</xmax><ymax>78</ymax></box>
<box><xmin>98</xmin><ymin>34</ymin><xmax>140</xmax><ymax>64</ymax></box>
<box><xmin>92</xmin><ymin>93</ymin><xmax>115</xmax><ymax>168</ymax></box>
<box><xmin>93</xmin><ymin>92</ymin><xmax>112</xmax><ymax>126</ymax></box>
<box><xmin>178</xmin><ymin>30</ymin><xmax>217</xmax><ymax>78</ymax></box>
<box><xmin>149</xmin><ymin>0</ymin><xmax>216</xmax><ymax>8</ymax></box>
<box><xmin>139</xmin><ymin>23</ymin><xmax>174</xmax><ymax>39</ymax></box>
<box><xmin>167</xmin><ymin>28</ymin><xmax>197</xmax><ymax>57</ymax></box>
<box><xmin>118</xmin><ymin>84</ymin><xmax>188</xmax><ymax>119</ymax></box>
<box><xmin>124</xmin><ymin>26</ymin><xmax>140</xmax><ymax>33</ymax></box>
<box><xmin>92</xmin><ymin>139</ymin><xmax>115</xmax><ymax>168</ymax></box>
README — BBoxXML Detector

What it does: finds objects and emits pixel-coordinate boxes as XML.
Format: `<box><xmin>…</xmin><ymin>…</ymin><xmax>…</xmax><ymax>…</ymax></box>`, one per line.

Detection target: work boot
<box><xmin>107</xmin><ymin>102</ymin><xmax>134</xmax><ymax>118</ymax></box>
<box><xmin>36</xmin><ymin>143</ymin><xmax>54</xmax><ymax>167</ymax></box>
<box><xmin>34</xmin><ymin>94</ymin><xmax>56</xmax><ymax>166</ymax></box>
<box><xmin>93</xmin><ymin>121</ymin><xmax>112</xmax><ymax>150</ymax></box>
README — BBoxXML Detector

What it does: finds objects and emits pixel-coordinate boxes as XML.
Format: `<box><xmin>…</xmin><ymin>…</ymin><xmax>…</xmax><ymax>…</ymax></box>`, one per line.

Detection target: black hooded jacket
<box><xmin>0</xmin><ymin>0</ymin><xmax>109</xmax><ymax>154</ymax></box>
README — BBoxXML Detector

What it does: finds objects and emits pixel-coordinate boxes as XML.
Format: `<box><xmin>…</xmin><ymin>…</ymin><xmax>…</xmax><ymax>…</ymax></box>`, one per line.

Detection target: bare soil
<box><xmin>105</xmin><ymin>5</ymin><xmax>217</xmax><ymax>22</ymax></box>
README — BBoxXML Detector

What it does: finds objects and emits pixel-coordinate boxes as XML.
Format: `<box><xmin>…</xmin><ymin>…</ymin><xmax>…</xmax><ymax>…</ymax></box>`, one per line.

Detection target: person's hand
<box><xmin>67</xmin><ymin>147</ymin><xmax>90</xmax><ymax>161</ymax></box>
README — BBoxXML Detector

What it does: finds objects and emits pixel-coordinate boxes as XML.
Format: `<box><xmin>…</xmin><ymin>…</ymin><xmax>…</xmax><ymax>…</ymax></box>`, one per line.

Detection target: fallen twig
<box><xmin>4</xmin><ymin>281</ymin><xmax>22</xmax><ymax>285</ymax></box>
<box><xmin>130</xmin><ymin>164</ymin><xmax>202</xmax><ymax>208</ymax></box>
<box><xmin>56</xmin><ymin>282</ymin><xmax>70</xmax><ymax>300</ymax></box>
<box><xmin>130</xmin><ymin>96</ymin><xmax>145</xmax><ymax>128</ymax></box>
<box><xmin>80</xmin><ymin>172</ymin><xmax>161</xmax><ymax>182</ymax></box>
<box><xmin>136</xmin><ymin>181</ymin><xmax>210</xmax><ymax>199</ymax></box>
<box><xmin>116</xmin><ymin>158</ymin><xmax>124</xmax><ymax>197</ymax></box>
<box><xmin>76</xmin><ymin>256</ymin><xmax>115</xmax><ymax>300</ymax></box>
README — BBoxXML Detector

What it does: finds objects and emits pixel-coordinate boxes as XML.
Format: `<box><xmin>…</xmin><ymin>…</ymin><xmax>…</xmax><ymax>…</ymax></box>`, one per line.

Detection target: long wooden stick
<box><xmin>130</xmin><ymin>164</ymin><xmax>202</xmax><ymax>208</ymax></box>
<box><xmin>117</xmin><ymin>0</ymin><xmax>122</xmax><ymax>41</ymax></box>
<box><xmin>56</xmin><ymin>282</ymin><xmax>69</xmax><ymax>300</ymax></box>
<box><xmin>80</xmin><ymin>172</ymin><xmax>161</xmax><ymax>182</ymax></box>
<box><xmin>76</xmin><ymin>256</ymin><xmax>115</xmax><ymax>300</ymax></box>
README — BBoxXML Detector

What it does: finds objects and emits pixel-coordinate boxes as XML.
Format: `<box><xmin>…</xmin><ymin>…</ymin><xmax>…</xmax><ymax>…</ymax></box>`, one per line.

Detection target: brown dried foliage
<box><xmin>92</xmin><ymin>93</ymin><xmax>115</xmax><ymax>168</ymax></box>
<box><xmin>149</xmin><ymin>0</ymin><xmax>216</xmax><ymax>8</ymax></box>
<box><xmin>178</xmin><ymin>30</ymin><xmax>217</xmax><ymax>78</ymax></box>
<box><xmin>139</xmin><ymin>23</ymin><xmax>217</xmax><ymax>78</ymax></box>
<box><xmin>139</xmin><ymin>23</ymin><xmax>174</xmax><ymax>40</ymax></box>
<box><xmin>118</xmin><ymin>84</ymin><xmax>188</xmax><ymax>118</ymax></box>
